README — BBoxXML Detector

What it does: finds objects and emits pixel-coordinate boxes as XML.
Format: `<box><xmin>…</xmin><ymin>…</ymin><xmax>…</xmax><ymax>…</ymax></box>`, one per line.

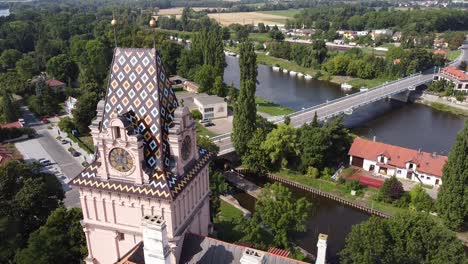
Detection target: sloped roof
<box><xmin>0</xmin><ymin>121</ymin><xmax>23</xmax><ymax>129</ymax></box>
<box><xmin>46</xmin><ymin>79</ymin><xmax>65</xmax><ymax>87</ymax></box>
<box><xmin>442</xmin><ymin>66</ymin><xmax>468</xmax><ymax>81</ymax></box>
<box><xmin>117</xmin><ymin>233</ymin><xmax>308</xmax><ymax>264</ymax></box>
<box><xmin>349</xmin><ymin>137</ymin><xmax>447</xmax><ymax>177</ymax></box>
<box><xmin>70</xmin><ymin>48</ymin><xmax>214</xmax><ymax>199</ymax></box>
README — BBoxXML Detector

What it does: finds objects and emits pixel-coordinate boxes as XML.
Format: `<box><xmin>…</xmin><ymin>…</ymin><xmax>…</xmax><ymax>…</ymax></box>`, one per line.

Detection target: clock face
<box><xmin>181</xmin><ymin>135</ymin><xmax>192</xmax><ymax>161</ymax></box>
<box><xmin>109</xmin><ymin>147</ymin><xmax>134</xmax><ymax>172</ymax></box>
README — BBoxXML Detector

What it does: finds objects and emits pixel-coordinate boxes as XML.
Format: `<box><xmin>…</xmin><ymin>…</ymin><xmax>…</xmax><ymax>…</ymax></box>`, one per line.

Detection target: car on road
<box><xmin>41</xmin><ymin>117</ymin><xmax>49</xmax><ymax>124</ymax></box>
<box><xmin>39</xmin><ymin>159</ymin><xmax>52</xmax><ymax>166</ymax></box>
<box><xmin>203</xmin><ymin>122</ymin><xmax>215</xmax><ymax>127</ymax></box>
<box><xmin>61</xmin><ymin>139</ymin><xmax>69</xmax><ymax>144</ymax></box>
<box><xmin>72</xmin><ymin>151</ymin><xmax>81</xmax><ymax>157</ymax></box>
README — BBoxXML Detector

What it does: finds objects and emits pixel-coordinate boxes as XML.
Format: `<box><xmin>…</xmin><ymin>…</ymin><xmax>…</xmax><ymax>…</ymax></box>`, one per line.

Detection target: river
<box><xmin>0</xmin><ymin>9</ymin><xmax>9</xmax><ymax>17</ymax></box>
<box><xmin>223</xmin><ymin>55</ymin><xmax>466</xmax><ymax>263</ymax></box>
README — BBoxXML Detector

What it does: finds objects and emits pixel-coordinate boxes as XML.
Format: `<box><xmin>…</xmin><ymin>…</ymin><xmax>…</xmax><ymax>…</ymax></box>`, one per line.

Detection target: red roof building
<box><xmin>436</xmin><ymin>66</ymin><xmax>468</xmax><ymax>93</ymax></box>
<box><xmin>46</xmin><ymin>79</ymin><xmax>65</xmax><ymax>87</ymax></box>
<box><xmin>348</xmin><ymin>137</ymin><xmax>447</xmax><ymax>186</ymax></box>
<box><xmin>433</xmin><ymin>49</ymin><xmax>446</xmax><ymax>56</ymax></box>
<box><xmin>0</xmin><ymin>121</ymin><xmax>23</xmax><ymax>129</ymax></box>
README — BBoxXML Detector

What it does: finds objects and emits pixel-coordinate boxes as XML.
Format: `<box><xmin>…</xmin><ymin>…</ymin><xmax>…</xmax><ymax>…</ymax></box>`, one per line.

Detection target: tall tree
<box><xmin>2</xmin><ymin>90</ymin><xmax>17</xmax><ymax>123</ymax></box>
<box><xmin>261</xmin><ymin>124</ymin><xmax>300</xmax><ymax>169</ymax></box>
<box><xmin>436</xmin><ymin>121</ymin><xmax>468</xmax><ymax>230</ymax></box>
<box><xmin>46</xmin><ymin>54</ymin><xmax>78</xmax><ymax>83</ymax></box>
<box><xmin>73</xmin><ymin>91</ymin><xmax>99</xmax><ymax>133</ymax></box>
<box><xmin>232</xmin><ymin>41</ymin><xmax>257</xmax><ymax>154</ymax></box>
<box><xmin>340</xmin><ymin>212</ymin><xmax>466</xmax><ymax>264</ymax></box>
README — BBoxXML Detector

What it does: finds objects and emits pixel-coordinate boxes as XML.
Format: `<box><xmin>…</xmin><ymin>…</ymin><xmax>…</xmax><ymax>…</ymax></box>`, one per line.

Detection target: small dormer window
<box><xmin>379</xmin><ymin>156</ymin><xmax>385</xmax><ymax>163</ymax></box>
<box><xmin>409</xmin><ymin>163</ymin><xmax>414</xmax><ymax>169</ymax></box>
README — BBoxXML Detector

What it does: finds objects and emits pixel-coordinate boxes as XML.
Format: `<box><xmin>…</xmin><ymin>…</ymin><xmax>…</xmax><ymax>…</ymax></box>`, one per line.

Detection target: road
<box><xmin>16</xmin><ymin>106</ymin><xmax>82</xmax><ymax>208</ymax></box>
<box><xmin>214</xmin><ymin>40</ymin><xmax>468</xmax><ymax>155</ymax></box>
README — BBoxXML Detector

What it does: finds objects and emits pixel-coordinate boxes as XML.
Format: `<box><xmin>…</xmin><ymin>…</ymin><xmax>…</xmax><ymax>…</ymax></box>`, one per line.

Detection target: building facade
<box><xmin>436</xmin><ymin>66</ymin><xmax>468</xmax><ymax>93</ymax></box>
<box><xmin>349</xmin><ymin>137</ymin><xmax>447</xmax><ymax>186</ymax></box>
<box><xmin>193</xmin><ymin>94</ymin><xmax>227</xmax><ymax>120</ymax></box>
<box><xmin>70</xmin><ymin>48</ymin><xmax>214</xmax><ymax>264</ymax></box>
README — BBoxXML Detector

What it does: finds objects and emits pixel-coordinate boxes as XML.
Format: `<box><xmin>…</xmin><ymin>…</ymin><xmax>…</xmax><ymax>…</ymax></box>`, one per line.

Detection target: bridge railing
<box><xmin>286</xmin><ymin>72</ymin><xmax>422</xmax><ymax>119</ymax></box>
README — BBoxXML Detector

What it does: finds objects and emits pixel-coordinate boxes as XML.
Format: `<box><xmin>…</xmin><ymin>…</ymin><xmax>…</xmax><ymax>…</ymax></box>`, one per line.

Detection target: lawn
<box><xmin>78</xmin><ymin>135</ymin><xmax>95</xmax><ymax>153</ymax></box>
<box><xmin>195</xmin><ymin>122</ymin><xmax>218</xmax><ymax>137</ymax></box>
<box><xmin>347</xmin><ymin>78</ymin><xmax>388</xmax><ymax>89</ymax></box>
<box><xmin>248</xmin><ymin>33</ymin><xmax>271</xmax><ymax>42</ymax></box>
<box><xmin>429</xmin><ymin>102</ymin><xmax>468</xmax><ymax>116</ymax></box>
<box><xmin>258</xmin><ymin>9</ymin><xmax>302</xmax><ymax>18</ymax></box>
<box><xmin>213</xmin><ymin>201</ymin><xmax>244</xmax><ymax>242</ymax></box>
<box><xmin>255</xmin><ymin>97</ymin><xmax>294</xmax><ymax>116</ymax></box>
<box><xmin>361</xmin><ymin>47</ymin><xmax>388</xmax><ymax>56</ymax></box>
<box><xmin>447</xmin><ymin>50</ymin><xmax>461</xmax><ymax>61</ymax></box>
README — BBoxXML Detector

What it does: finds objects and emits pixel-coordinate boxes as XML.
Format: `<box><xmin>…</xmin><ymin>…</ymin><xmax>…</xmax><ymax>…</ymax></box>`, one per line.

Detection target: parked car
<box><xmin>199</xmin><ymin>119</ymin><xmax>210</xmax><ymax>124</ymax></box>
<box><xmin>39</xmin><ymin>159</ymin><xmax>52</xmax><ymax>166</ymax></box>
<box><xmin>203</xmin><ymin>122</ymin><xmax>215</xmax><ymax>127</ymax></box>
<box><xmin>61</xmin><ymin>139</ymin><xmax>69</xmax><ymax>144</ymax></box>
<box><xmin>41</xmin><ymin>117</ymin><xmax>49</xmax><ymax>124</ymax></box>
<box><xmin>72</xmin><ymin>151</ymin><xmax>81</xmax><ymax>157</ymax></box>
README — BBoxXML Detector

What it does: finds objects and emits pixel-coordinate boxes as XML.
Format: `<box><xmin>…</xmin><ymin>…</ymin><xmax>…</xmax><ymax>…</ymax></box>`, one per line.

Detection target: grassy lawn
<box><xmin>258</xmin><ymin>9</ymin><xmax>302</xmax><ymax>18</ymax></box>
<box><xmin>447</xmin><ymin>50</ymin><xmax>461</xmax><ymax>61</ymax></box>
<box><xmin>255</xmin><ymin>97</ymin><xmax>294</xmax><ymax>116</ymax></box>
<box><xmin>429</xmin><ymin>102</ymin><xmax>468</xmax><ymax>116</ymax></box>
<box><xmin>195</xmin><ymin>122</ymin><xmax>218</xmax><ymax>137</ymax></box>
<box><xmin>249</xmin><ymin>33</ymin><xmax>271</xmax><ymax>42</ymax></box>
<box><xmin>78</xmin><ymin>136</ymin><xmax>94</xmax><ymax>153</ymax></box>
<box><xmin>361</xmin><ymin>47</ymin><xmax>388</xmax><ymax>56</ymax></box>
<box><xmin>348</xmin><ymin>78</ymin><xmax>388</xmax><ymax>89</ymax></box>
<box><xmin>213</xmin><ymin>201</ymin><xmax>244</xmax><ymax>242</ymax></box>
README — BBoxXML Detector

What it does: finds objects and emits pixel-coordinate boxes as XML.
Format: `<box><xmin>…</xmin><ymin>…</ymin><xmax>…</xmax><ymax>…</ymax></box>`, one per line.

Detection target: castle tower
<box><xmin>70</xmin><ymin>48</ymin><xmax>214</xmax><ymax>264</ymax></box>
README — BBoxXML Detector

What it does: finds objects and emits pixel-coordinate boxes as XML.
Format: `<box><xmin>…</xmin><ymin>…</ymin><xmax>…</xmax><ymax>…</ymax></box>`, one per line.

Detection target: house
<box><xmin>69</xmin><ymin>47</ymin><xmax>310</xmax><ymax>264</ymax></box>
<box><xmin>371</xmin><ymin>29</ymin><xmax>393</xmax><ymax>40</ymax></box>
<box><xmin>435</xmin><ymin>66</ymin><xmax>468</xmax><ymax>92</ymax></box>
<box><xmin>433</xmin><ymin>38</ymin><xmax>448</xmax><ymax>49</ymax></box>
<box><xmin>348</xmin><ymin>137</ymin><xmax>447</xmax><ymax>186</ymax></box>
<box><xmin>333</xmin><ymin>39</ymin><xmax>345</xmax><ymax>45</ymax></box>
<box><xmin>183</xmin><ymin>80</ymin><xmax>199</xmax><ymax>93</ymax></box>
<box><xmin>343</xmin><ymin>31</ymin><xmax>357</xmax><ymax>40</ymax></box>
<box><xmin>46</xmin><ymin>79</ymin><xmax>66</xmax><ymax>93</ymax></box>
<box><xmin>433</xmin><ymin>49</ymin><xmax>447</xmax><ymax>56</ymax></box>
<box><xmin>65</xmin><ymin>96</ymin><xmax>78</xmax><ymax>114</ymax></box>
<box><xmin>169</xmin><ymin>75</ymin><xmax>186</xmax><ymax>86</ymax></box>
<box><xmin>194</xmin><ymin>94</ymin><xmax>227</xmax><ymax>119</ymax></box>
<box><xmin>0</xmin><ymin>121</ymin><xmax>23</xmax><ymax>129</ymax></box>
<box><xmin>356</xmin><ymin>31</ymin><xmax>369</xmax><ymax>37</ymax></box>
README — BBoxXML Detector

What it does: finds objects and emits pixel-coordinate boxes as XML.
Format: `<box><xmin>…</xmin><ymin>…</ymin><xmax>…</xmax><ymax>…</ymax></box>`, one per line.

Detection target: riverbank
<box><xmin>416</xmin><ymin>93</ymin><xmax>468</xmax><ymax>116</ymax></box>
<box><xmin>225</xmin><ymin>46</ymin><xmax>386</xmax><ymax>89</ymax></box>
<box><xmin>255</xmin><ymin>97</ymin><xmax>294</xmax><ymax>116</ymax></box>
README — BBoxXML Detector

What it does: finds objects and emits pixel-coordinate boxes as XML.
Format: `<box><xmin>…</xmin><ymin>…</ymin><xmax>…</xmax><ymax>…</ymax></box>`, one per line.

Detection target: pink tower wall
<box><xmin>80</xmin><ymin>166</ymin><xmax>211</xmax><ymax>264</ymax></box>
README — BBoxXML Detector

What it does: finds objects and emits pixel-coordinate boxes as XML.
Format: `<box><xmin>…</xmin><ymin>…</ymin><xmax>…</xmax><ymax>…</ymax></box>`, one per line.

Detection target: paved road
<box><xmin>16</xmin><ymin>106</ymin><xmax>82</xmax><ymax>208</ymax></box>
<box><xmin>214</xmin><ymin>40</ymin><xmax>468</xmax><ymax>155</ymax></box>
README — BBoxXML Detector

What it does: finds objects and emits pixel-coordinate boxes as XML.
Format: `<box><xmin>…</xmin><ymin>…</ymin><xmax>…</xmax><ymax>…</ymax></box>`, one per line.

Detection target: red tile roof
<box><xmin>348</xmin><ymin>137</ymin><xmax>447</xmax><ymax>177</ymax></box>
<box><xmin>46</xmin><ymin>79</ymin><xmax>65</xmax><ymax>87</ymax></box>
<box><xmin>0</xmin><ymin>121</ymin><xmax>23</xmax><ymax>129</ymax></box>
<box><xmin>441</xmin><ymin>66</ymin><xmax>468</xmax><ymax>81</ymax></box>
<box><xmin>434</xmin><ymin>49</ymin><xmax>446</xmax><ymax>55</ymax></box>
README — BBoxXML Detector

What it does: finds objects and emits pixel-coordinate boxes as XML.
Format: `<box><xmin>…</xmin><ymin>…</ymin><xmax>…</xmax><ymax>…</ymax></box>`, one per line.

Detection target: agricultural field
<box><xmin>157</xmin><ymin>7</ymin><xmax>208</xmax><ymax>18</ymax></box>
<box><xmin>257</xmin><ymin>9</ymin><xmax>302</xmax><ymax>18</ymax></box>
<box><xmin>207</xmin><ymin>12</ymin><xmax>288</xmax><ymax>26</ymax></box>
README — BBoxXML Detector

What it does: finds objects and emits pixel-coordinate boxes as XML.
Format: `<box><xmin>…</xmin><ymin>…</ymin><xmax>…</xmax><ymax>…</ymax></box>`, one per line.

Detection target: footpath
<box><xmin>416</xmin><ymin>93</ymin><xmax>468</xmax><ymax>112</ymax></box>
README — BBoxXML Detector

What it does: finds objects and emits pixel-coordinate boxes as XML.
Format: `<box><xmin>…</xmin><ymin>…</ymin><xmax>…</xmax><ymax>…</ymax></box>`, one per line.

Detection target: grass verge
<box><xmin>347</xmin><ymin>78</ymin><xmax>388</xmax><ymax>89</ymax></box>
<box><xmin>195</xmin><ymin>122</ymin><xmax>218</xmax><ymax>137</ymax></box>
<box><xmin>447</xmin><ymin>50</ymin><xmax>461</xmax><ymax>61</ymax></box>
<box><xmin>429</xmin><ymin>102</ymin><xmax>468</xmax><ymax>116</ymax></box>
<box><xmin>255</xmin><ymin>97</ymin><xmax>294</xmax><ymax>116</ymax></box>
<box><xmin>213</xmin><ymin>201</ymin><xmax>244</xmax><ymax>242</ymax></box>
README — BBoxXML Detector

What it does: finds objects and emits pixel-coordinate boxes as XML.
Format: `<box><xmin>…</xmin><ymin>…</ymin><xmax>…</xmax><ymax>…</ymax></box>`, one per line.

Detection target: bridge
<box><xmin>213</xmin><ymin>41</ymin><xmax>468</xmax><ymax>156</ymax></box>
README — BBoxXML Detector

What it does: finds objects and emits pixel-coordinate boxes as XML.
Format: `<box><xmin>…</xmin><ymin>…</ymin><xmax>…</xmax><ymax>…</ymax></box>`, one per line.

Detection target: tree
<box><xmin>0</xmin><ymin>49</ymin><xmax>22</xmax><ymax>69</ymax></box>
<box><xmin>46</xmin><ymin>54</ymin><xmax>78</xmax><ymax>83</ymax></box>
<box><xmin>2</xmin><ymin>90</ymin><xmax>17</xmax><ymax>123</ymax></box>
<box><xmin>72</xmin><ymin>91</ymin><xmax>99</xmax><ymax>133</ymax></box>
<box><xmin>194</xmin><ymin>64</ymin><xmax>216</xmax><ymax>94</ymax></box>
<box><xmin>246</xmin><ymin>183</ymin><xmax>312</xmax><ymax>250</ymax></box>
<box><xmin>299</xmin><ymin>124</ymin><xmax>328</xmax><ymax>171</ymax></box>
<box><xmin>232</xmin><ymin>41</ymin><xmax>257</xmax><ymax>154</ymax></box>
<box><xmin>242</xmin><ymin>128</ymin><xmax>271</xmax><ymax>174</ymax></box>
<box><xmin>213</xmin><ymin>76</ymin><xmax>226</xmax><ymax>97</ymax></box>
<box><xmin>378</xmin><ymin>176</ymin><xmax>404</xmax><ymax>202</ymax></box>
<box><xmin>58</xmin><ymin>116</ymin><xmax>76</xmax><ymax>133</ymax></box>
<box><xmin>258</xmin><ymin>23</ymin><xmax>266</xmax><ymax>33</ymax></box>
<box><xmin>16</xmin><ymin>207</ymin><xmax>87</xmax><ymax>264</ymax></box>
<box><xmin>269</xmin><ymin>29</ymin><xmax>285</xmax><ymax>41</ymax></box>
<box><xmin>262</xmin><ymin>124</ymin><xmax>300</xmax><ymax>169</ymax></box>
<box><xmin>340</xmin><ymin>212</ymin><xmax>466</xmax><ymax>264</ymax></box>
<box><xmin>409</xmin><ymin>184</ymin><xmax>433</xmax><ymax>212</ymax></box>
<box><xmin>190</xmin><ymin>110</ymin><xmax>202</xmax><ymax>120</ymax></box>
<box><xmin>209</xmin><ymin>170</ymin><xmax>229</xmax><ymax>219</ymax></box>
<box><xmin>16</xmin><ymin>55</ymin><xmax>40</xmax><ymax>80</ymax></box>
<box><xmin>436</xmin><ymin>120</ymin><xmax>468</xmax><ymax>230</ymax></box>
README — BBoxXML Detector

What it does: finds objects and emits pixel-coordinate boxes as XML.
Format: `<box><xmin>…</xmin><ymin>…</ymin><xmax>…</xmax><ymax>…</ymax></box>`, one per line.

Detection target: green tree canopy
<box><xmin>261</xmin><ymin>123</ymin><xmax>300</xmax><ymax>169</ymax></box>
<box><xmin>72</xmin><ymin>91</ymin><xmax>99</xmax><ymax>133</ymax></box>
<box><xmin>16</xmin><ymin>207</ymin><xmax>87</xmax><ymax>264</ymax></box>
<box><xmin>436</xmin><ymin>120</ymin><xmax>468</xmax><ymax>230</ymax></box>
<box><xmin>378</xmin><ymin>176</ymin><xmax>404</xmax><ymax>202</ymax></box>
<box><xmin>340</xmin><ymin>212</ymin><xmax>466</xmax><ymax>264</ymax></box>
<box><xmin>46</xmin><ymin>54</ymin><xmax>78</xmax><ymax>83</ymax></box>
<box><xmin>0</xmin><ymin>49</ymin><xmax>23</xmax><ymax>69</ymax></box>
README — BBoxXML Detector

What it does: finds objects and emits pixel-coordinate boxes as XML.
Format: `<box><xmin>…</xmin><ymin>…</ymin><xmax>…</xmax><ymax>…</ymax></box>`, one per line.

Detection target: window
<box><xmin>409</xmin><ymin>163</ymin><xmax>414</xmax><ymax>169</ymax></box>
<box><xmin>114</xmin><ymin>127</ymin><xmax>121</xmax><ymax>139</ymax></box>
<box><xmin>205</xmin><ymin>113</ymin><xmax>214</xmax><ymax>118</ymax></box>
<box><xmin>397</xmin><ymin>170</ymin><xmax>401</xmax><ymax>174</ymax></box>
<box><xmin>117</xmin><ymin>232</ymin><xmax>125</xmax><ymax>241</ymax></box>
<box><xmin>379</xmin><ymin>156</ymin><xmax>385</xmax><ymax>163</ymax></box>
<box><xmin>217</xmin><ymin>106</ymin><xmax>224</xmax><ymax>113</ymax></box>
<box><xmin>426</xmin><ymin>176</ymin><xmax>431</xmax><ymax>180</ymax></box>
<box><xmin>204</xmin><ymin>107</ymin><xmax>214</xmax><ymax>113</ymax></box>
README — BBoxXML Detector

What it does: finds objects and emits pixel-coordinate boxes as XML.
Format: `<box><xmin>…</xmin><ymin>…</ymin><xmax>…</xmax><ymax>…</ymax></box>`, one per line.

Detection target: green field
<box><xmin>255</xmin><ymin>97</ymin><xmax>294</xmax><ymax>116</ymax></box>
<box><xmin>348</xmin><ymin>78</ymin><xmax>388</xmax><ymax>89</ymax></box>
<box><xmin>196</xmin><ymin>122</ymin><xmax>218</xmax><ymax>137</ymax></box>
<box><xmin>258</xmin><ymin>9</ymin><xmax>302</xmax><ymax>18</ymax></box>
<box><xmin>447</xmin><ymin>50</ymin><xmax>461</xmax><ymax>61</ymax></box>
<box><xmin>213</xmin><ymin>201</ymin><xmax>244</xmax><ymax>242</ymax></box>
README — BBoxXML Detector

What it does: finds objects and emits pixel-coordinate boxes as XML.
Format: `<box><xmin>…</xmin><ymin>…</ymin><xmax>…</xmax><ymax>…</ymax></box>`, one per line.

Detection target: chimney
<box><xmin>432</xmin><ymin>152</ymin><xmax>437</xmax><ymax>157</ymax></box>
<box><xmin>316</xmin><ymin>233</ymin><xmax>328</xmax><ymax>264</ymax></box>
<box><xmin>240</xmin><ymin>248</ymin><xmax>266</xmax><ymax>264</ymax></box>
<box><xmin>373</xmin><ymin>136</ymin><xmax>376</xmax><ymax>142</ymax></box>
<box><xmin>142</xmin><ymin>215</ymin><xmax>171</xmax><ymax>264</ymax></box>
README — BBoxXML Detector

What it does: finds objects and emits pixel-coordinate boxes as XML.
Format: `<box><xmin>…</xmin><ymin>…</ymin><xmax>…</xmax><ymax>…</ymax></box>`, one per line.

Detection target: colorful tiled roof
<box><xmin>349</xmin><ymin>137</ymin><xmax>447</xmax><ymax>177</ymax></box>
<box><xmin>70</xmin><ymin>48</ymin><xmax>214</xmax><ymax>199</ymax></box>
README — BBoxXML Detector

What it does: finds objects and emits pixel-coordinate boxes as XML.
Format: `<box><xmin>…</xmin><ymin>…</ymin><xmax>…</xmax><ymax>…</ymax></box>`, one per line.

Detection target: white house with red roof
<box><xmin>348</xmin><ymin>137</ymin><xmax>447</xmax><ymax>186</ymax></box>
<box><xmin>435</xmin><ymin>66</ymin><xmax>468</xmax><ymax>93</ymax></box>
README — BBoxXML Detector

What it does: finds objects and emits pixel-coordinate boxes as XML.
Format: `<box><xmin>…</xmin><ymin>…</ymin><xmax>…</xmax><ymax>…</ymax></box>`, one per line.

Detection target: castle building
<box><xmin>71</xmin><ymin>47</ymin><xmax>312</xmax><ymax>264</ymax></box>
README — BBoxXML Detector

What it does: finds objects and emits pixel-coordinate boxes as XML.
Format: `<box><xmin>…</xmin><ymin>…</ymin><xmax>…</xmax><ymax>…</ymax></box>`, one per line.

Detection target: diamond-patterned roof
<box><xmin>70</xmin><ymin>48</ymin><xmax>213</xmax><ymax>200</ymax></box>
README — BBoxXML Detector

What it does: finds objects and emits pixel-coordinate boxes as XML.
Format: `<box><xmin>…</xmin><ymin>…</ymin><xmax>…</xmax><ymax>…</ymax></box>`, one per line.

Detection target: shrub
<box><xmin>378</xmin><ymin>176</ymin><xmax>404</xmax><ymax>202</ymax></box>
<box><xmin>306</xmin><ymin>166</ymin><xmax>319</xmax><ymax>178</ymax></box>
<box><xmin>58</xmin><ymin>117</ymin><xmax>76</xmax><ymax>134</ymax></box>
<box><xmin>394</xmin><ymin>192</ymin><xmax>411</xmax><ymax>208</ymax></box>
<box><xmin>321</xmin><ymin>167</ymin><xmax>334</xmax><ymax>181</ymax></box>
<box><xmin>0</xmin><ymin>127</ymin><xmax>35</xmax><ymax>142</ymax></box>
<box><xmin>410</xmin><ymin>184</ymin><xmax>433</xmax><ymax>212</ymax></box>
<box><xmin>347</xmin><ymin>179</ymin><xmax>362</xmax><ymax>191</ymax></box>
<box><xmin>191</xmin><ymin>109</ymin><xmax>202</xmax><ymax>120</ymax></box>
